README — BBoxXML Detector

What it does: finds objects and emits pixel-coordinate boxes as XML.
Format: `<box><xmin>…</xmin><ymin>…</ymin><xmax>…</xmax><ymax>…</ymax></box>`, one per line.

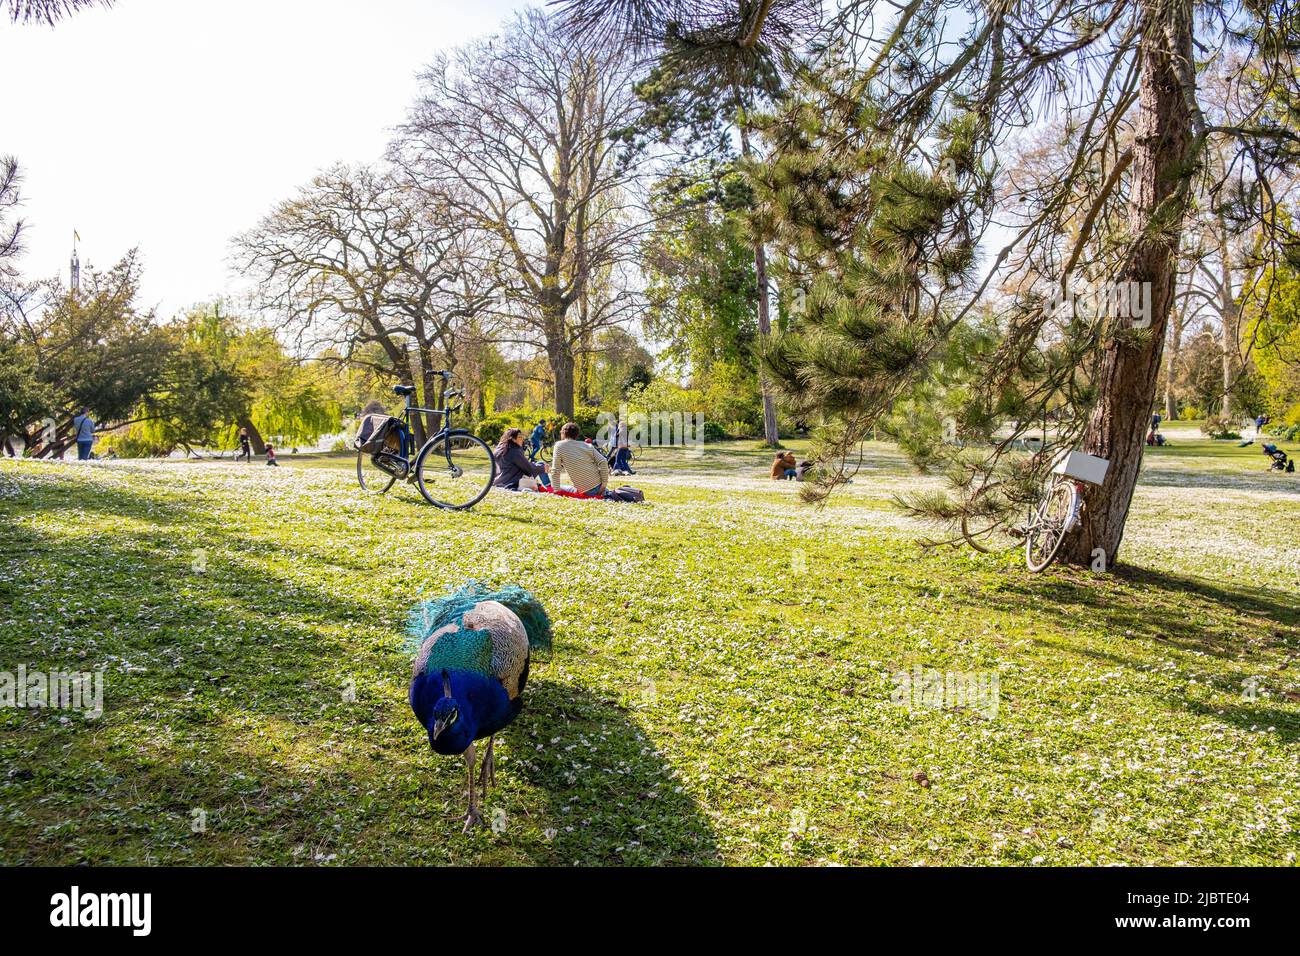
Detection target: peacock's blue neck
<box><xmin>411</xmin><ymin>668</ymin><xmax>513</xmax><ymax>755</ymax></box>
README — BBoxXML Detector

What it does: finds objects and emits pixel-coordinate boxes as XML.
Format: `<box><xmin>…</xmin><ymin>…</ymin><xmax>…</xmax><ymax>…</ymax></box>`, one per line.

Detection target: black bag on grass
<box><xmin>355</xmin><ymin>414</ymin><xmax>404</xmax><ymax>455</ymax></box>
<box><xmin>604</xmin><ymin>485</ymin><xmax>645</xmax><ymax>503</ymax></box>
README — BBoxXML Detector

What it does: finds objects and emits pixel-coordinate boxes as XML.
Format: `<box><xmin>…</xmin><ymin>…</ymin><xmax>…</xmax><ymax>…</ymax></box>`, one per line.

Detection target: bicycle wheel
<box><xmin>537</xmin><ymin>442</ymin><xmax>552</xmax><ymax>465</ymax></box>
<box><xmin>414</xmin><ymin>433</ymin><xmax>496</xmax><ymax>509</ymax></box>
<box><xmin>356</xmin><ymin>449</ymin><xmax>397</xmax><ymax>494</ymax></box>
<box><xmin>1024</xmin><ymin>479</ymin><xmax>1076</xmax><ymax>572</ymax></box>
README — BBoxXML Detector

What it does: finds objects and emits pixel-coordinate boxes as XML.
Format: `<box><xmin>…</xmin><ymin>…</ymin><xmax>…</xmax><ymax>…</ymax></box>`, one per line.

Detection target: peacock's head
<box><xmin>429</xmin><ymin>670</ymin><xmax>460</xmax><ymax>740</ymax></box>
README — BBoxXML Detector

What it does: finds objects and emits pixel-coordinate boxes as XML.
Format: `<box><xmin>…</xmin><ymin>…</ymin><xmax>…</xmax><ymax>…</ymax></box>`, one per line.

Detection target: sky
<box><xmin>1</xmin><ymin>0</ymin><xmax>528</xmax><ymax>316</ymax></box>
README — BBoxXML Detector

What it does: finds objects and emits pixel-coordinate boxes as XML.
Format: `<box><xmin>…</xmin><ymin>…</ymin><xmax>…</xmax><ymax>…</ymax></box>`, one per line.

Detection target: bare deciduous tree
<box><xmin>234</xmin><ymin>164</ymin><xmax>500</xmax><ymax>443</ymax></box>
<box><xmin>392</xmin><ymin>8</ymin><xmax>651</xmax><ymax>417</ymax></box>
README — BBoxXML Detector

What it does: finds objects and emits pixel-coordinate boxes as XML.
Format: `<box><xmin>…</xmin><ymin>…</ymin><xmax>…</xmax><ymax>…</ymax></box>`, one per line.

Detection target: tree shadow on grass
<box><xmin>504</xmin><ymin>679</ymin><xmax>720</xmax><ymax>866</ymax></box>
<box><xmin>948</xmin><ymin>564</ymin><xmax>1300</xmax><ymax>665</ymax></box>
<box><xmin>1</xmin><ymin>474</ymin><xmax>719</xmax><ymax>865</ymax></box>
<box><xmin>919</xmin><ymin>561</ymin><xmax>1300</xmax><ymax>746</ymax></box>
<box><xmin>1181</xmin><ymin>697</ymin><xmax>1300</xmax><ymax>744</ymax></box>
<box><xmin>1114</xmin><ymin>565</ymin><xmax>1300</xmax><ymax>631</ymax></box>
<box><xmin>0</xmin><ymin>473</ymin><xmax>412</xmax><ymax>863</ymax></box>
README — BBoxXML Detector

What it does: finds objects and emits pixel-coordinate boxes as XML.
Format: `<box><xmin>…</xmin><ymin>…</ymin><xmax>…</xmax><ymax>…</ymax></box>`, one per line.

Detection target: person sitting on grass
<box><xmin>550</xmin><ymin>421</ymin><xmax>609</xmax><ymax>497</ymax></box>
<box><xmin>265</xmin><ymin>444</ymin><xmax>278</xmax><ymax>467</ymax></box>
<box><xmin>771</xmin><ymin>451</ymin><xmax>797</xmax><ymax>480</ymax></box>
<box><xmin>610</xmin><ymin>444</ymin><xmax>635</xmax><ymax>475</ymax></box>
<box><xmin>493</xmin><ymin>427</ymin><xmax>551</xmax><ymax>491</ymax></box>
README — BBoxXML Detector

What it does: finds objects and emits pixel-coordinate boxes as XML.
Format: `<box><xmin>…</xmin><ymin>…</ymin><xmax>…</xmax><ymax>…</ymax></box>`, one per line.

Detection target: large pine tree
<box><xmin>747</xmin><ymin>0</ymin><xmax>1299</xmax><ymax>568</ymax></box>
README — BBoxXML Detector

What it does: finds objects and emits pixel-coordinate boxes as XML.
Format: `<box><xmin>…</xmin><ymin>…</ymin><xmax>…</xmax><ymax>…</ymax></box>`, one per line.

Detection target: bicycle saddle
<box><xmin>393</xmin><ymin>385</ymin><xmax>417</xmax><ymax>396</ymax></box>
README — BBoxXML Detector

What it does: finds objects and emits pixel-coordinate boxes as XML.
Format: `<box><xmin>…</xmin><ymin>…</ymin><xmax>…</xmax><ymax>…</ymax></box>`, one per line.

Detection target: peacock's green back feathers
<box><xmin>405</xmin><ymin>582</ymin><xmax>551</xmax><ymax>695</ymax></box>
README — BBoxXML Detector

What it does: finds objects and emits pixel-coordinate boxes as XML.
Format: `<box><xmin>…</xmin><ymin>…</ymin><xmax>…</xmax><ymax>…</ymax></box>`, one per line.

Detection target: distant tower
<box><xmin>70</xmin><ymin>231</ymin><xmax>81</xmax><ymax>293</ymax></box>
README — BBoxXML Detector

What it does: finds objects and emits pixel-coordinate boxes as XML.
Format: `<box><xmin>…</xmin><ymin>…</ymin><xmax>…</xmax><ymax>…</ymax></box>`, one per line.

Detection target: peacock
<box><xmin>406</xmin><ymin>581</ymin><xmax>552</xmax><ymax>832</ymax></box>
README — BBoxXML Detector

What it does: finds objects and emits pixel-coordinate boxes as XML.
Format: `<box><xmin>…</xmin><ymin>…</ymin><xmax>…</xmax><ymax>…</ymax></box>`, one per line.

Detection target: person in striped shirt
<box><xmin>550</xmin><ymin>422</ymin><xmax>610</xmax><ymax>497</ymax></box>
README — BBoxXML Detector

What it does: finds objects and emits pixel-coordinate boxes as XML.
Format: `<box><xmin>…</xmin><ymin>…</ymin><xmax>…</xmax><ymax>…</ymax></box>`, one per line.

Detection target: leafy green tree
<box><xmin>1247</xmin><ymin>251</ymin><xmax>1300</xmax><ymax>424</ymax></box>
<box><xmin>0</xmin><ymin>338</ymin><xmax>53</xmax><ymax>454</ymax></box>
<box><xmin>561</xmin><ymin>0</ymin><xmax>821</xmax><ymax>444</ymax></box>
<box><xmin>581</xmin><ymin>327</ymin><xmax>655</xmax><ymax>405</ymax></box>
<box><xmin>3</xmin><ymin>254</ymin><xmax>175</xmax><ymax>456</ymax></box>
<box><xmin>644</xmin><ymin>166</ymin><xmax>759</xmax><ymax>379</ymax></box>
<box><xmin>169</xmin><ymin>305</ymin><xmax>341</xmax><ymax>454</ymax></box>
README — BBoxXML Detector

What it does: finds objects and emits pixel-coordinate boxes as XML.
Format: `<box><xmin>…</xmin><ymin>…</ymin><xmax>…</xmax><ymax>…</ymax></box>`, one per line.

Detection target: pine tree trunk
<box><xmin>1060</xmin><ymin>0</ymin><xmax>1192</xmax><ymax>569</ymax></box>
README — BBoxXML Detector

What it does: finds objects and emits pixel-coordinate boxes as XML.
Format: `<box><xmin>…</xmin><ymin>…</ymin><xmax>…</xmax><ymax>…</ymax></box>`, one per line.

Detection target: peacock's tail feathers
<box><xmin>409</xmin><ymin>621</ymin><xmax>493</xmax><ymax>679</ymax></box>
<box><xmin>487</xmin><ymin>583</ymin><xmax>553</xmax><ymax>654</ymax></box>
<box><xmin>405</xmin><ymin>582</ymin><xmax>552</xmax><ymax>686</ymax></box>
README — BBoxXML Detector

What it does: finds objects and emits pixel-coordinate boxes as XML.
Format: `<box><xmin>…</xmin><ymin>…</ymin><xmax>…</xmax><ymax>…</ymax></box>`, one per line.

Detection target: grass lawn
<box><xmin>2</xmin><ymin>427</ymin><xmax>1298</xmax><ymax>865</ymax></box>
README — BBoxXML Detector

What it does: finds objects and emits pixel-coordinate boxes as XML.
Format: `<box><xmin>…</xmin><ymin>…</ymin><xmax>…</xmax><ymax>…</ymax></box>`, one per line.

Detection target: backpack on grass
<box><xmin>605</xmin><ymin>485</ymin><xmax>645</xmax><ymax>503</ymax></box>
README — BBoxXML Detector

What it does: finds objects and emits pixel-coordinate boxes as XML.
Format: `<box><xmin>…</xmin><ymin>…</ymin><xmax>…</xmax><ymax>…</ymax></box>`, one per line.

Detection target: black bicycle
<box><xmin>355</xmin><ymin>372</ymin><xmax>496</xmax><ymax>509</ymax></box>
<box><xmin>530</xmin><ymin>438</ymin><xmax>553</xmax><ymax>465</ymax></box>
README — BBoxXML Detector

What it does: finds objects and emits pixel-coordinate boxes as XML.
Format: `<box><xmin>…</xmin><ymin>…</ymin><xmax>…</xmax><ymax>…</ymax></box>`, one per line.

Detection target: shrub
<box><xmin>705</xmin><ymin>421</ymin><xmax>733</xmax><ymax>442</ymax></box>
<box><xmin>1200</xmin><ymin>415</ymin><xmax>1241</xmax><ymax>440</ymax></box>
<box><xmin>1267</xmin><ymin>421</ymin><xmax>1300</xmax><ymax>442</ymax></box>
<box><xmin>1179</xmin><ymin>405</ymin><xmax>1203</xmax><ymax>421</ymax></box>
<box><xmin>97</xmin><ymin>425</ymin><xmax>170</xmax><ymax>459</ymax></box>
<box><xmin>474</xmin><ymin>405</ymin><xmax>604</xmax><ymax>447</ymax></box>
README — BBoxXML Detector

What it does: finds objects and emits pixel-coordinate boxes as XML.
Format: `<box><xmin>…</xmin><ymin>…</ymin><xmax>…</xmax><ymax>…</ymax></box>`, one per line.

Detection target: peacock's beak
<box><xmin>431</xmin><ymin>717</ymin><xmax>450</xmax><ymax>740</ymax></box>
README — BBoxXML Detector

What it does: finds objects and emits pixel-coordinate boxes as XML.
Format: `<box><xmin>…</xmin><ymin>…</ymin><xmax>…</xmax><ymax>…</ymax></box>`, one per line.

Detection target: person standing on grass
<box><xmin>528</xmin><ymin>419</ymin><xmax>548</xmax><ymax>462</ymax></box>
<box><xmin>610</xmin><ymin>413</ymin><xmax>635</xmax><ymax>475</ymax></box>
<box><xmin>550</xmin><ymin>421</ymin><xmax>609</xmax><ymax>497</ymax></box>
<box><xmin>71</xmin><ymin>408</ymin><xmax>95</xmax><ymax>460</ymax></box>
<box><xmin>237</xmin><ymin>427</ymin><xmax>252</xmax><ymax>462</ymax></box>
<box><xmin>1256</xmin><ymin>413</ymin><xmax>1268</xmax><ymax>437</ymax></box>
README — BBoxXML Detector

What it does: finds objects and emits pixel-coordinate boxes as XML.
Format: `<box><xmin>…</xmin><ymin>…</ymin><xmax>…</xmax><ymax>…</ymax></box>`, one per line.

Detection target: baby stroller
<box><xmin>1262</xmin><ymin>443</ymin><xmax>1295</xmax><ymax>472</ymax></box>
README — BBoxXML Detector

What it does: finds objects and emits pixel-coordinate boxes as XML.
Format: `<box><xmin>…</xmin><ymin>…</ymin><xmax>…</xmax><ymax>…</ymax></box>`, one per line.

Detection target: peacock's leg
<box><xmin>477</xmin><ymin>735</ymin><xmax>496</xmax><ymax>798</ymax></box>
<box><xmin>462</xmin><ymin>742</ymin><xmax>482</xmax><ymax>833</ymax></box>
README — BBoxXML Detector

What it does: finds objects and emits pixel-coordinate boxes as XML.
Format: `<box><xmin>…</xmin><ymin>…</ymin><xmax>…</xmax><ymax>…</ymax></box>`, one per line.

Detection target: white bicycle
<box><xmin>1007</xmin><ymin>450</ymin><xmax>1109</xmax><ymax>572</ymax></box>
<box><xmin>1016</xmin><ymin>476</ymin><xmax>1087</xmax><ymax>572</ymax></box>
